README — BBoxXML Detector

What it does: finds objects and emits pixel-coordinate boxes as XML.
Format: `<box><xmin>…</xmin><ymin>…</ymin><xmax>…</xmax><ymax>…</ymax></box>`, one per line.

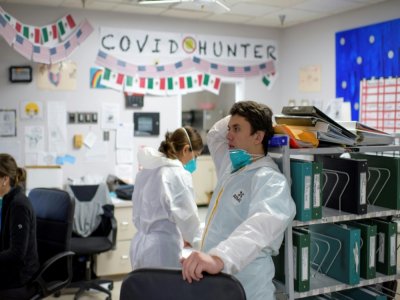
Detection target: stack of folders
<box><xmin>317</xmin><ymin>156</ymin><xmax>368</xmax><ymax>215</ymax></box>
<box><xmin>276</xmin><ymin>106</ymin><xmax>357</xmax><ymax>146</ymax></box>
<box><xmin>273</xmin><ymin>228</ymin><xmax>310</xmax><ymax>292</ymax></box>
<box><xmin>358</xmin><ymin>219</ymin><xmax>397</xmax><ymax>275</ymax></box>
<box><xmin>350</xmin><ymin>154</ymin><xmax>400</xmax><ymax>210</ymax></box>
<box><xmin>333</xmin><ymin>287</ymin><xmax>387</xmax><ymax>300</ymax></box>
<box><xmin>338</xmin><ymin>120</ymin><xmax>395</xmax><ymax>146</ymax></box>
<box><xmin>310</xmin><ymin>223</ymin><xmax>361</xmax><ymax>285</ymax></box>
<box><xmin>290</xmin><ymin>159</ymin><xmax>323</xmax><ymax>221</ymax></box>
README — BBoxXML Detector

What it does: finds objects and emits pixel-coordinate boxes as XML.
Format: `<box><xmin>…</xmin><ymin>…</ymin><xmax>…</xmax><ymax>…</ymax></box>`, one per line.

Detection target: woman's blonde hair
<box><xmin>158</xmin><ymin>126</ymin><xmax>203</xmax><ymax>159</ymax></box>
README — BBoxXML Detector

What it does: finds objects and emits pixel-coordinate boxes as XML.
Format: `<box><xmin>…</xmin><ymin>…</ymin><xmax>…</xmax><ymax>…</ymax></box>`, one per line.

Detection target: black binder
<box><xmin>317</xmin><ymin>156</ymin><xmax>368</xmax><ymax>215</ymax></box>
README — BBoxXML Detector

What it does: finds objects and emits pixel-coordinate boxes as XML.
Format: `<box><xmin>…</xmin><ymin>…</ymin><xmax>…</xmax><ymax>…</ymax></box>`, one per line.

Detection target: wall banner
<box><xmin>99</xmin><ymin>27</ymin><xmax>278</xmax><ymax>62</ymax></box>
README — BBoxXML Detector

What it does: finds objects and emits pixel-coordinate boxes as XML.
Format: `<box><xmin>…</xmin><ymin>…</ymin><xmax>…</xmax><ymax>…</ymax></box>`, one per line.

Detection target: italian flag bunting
<box><xmin>22</xmin><ymin>26</ymin><xmax>41</xmax><ymax>44</ymax></box>
<box><xmin>124</xmin><ymin>75</ymin><xmax>135</xmax><ymax>93</ymax></box>
<box><xmin>202</xmin><ymin>73</ymin><xmax>221</xmax><ymax>95</ymax></box>
<box><xmin>100</xmin><ymin>68</ymin><xmax>124</xmax><ymax>91</ymax></box>
<box><xmin>57</xmin><ymin>15</ymin><xmax>77</xmax><ymax>40</ymax></box>
<box><xmin>41</xmin><ymin>24</ymin><xmax>59</xmax><ymax>44</ymax></box>
<box><xmin>261</xmin><ymin>73</ymin><xmax>275</xmax><ymax>89</ymax></box>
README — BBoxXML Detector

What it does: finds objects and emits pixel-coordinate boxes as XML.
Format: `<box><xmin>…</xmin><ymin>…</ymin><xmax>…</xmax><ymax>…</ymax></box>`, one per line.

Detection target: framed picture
<box><xmin>0</xmin><ymin>109</ymin><xmax>17</xmax><ymax>137</ymax></box>
<box><xmin>9</xmin><ymin>66</ymin><xmax>32</xmax><ymax>83</ymax></box>
<box><xmin>133</xmin><ymin>112</ymin><xmax>160</xmax><ymax>136</ymax></box>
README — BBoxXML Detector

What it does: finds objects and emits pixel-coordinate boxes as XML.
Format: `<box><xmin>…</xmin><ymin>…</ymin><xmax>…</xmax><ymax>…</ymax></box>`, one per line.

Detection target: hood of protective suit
<box><xmin>138</xmin><ymin>147</ymin><xmax>182</xmax><ymax>169</ymax></box>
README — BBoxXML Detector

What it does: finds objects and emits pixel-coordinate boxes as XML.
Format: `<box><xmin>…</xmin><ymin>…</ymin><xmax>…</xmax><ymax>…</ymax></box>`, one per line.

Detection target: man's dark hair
<box><xmin>230</xmin><ymin>100</ymin><xmax>274</xmax><ymax>154</ymax></box>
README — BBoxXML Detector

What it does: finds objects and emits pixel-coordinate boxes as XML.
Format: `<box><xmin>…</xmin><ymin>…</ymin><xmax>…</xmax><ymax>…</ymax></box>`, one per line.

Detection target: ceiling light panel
<box><xmin>229</xmin><ymin>2</ymin><xmax>280</xmax><ymax>17</ymax></box>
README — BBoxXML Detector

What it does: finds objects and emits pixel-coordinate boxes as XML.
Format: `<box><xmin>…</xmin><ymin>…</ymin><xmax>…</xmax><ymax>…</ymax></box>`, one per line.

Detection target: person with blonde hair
<box><xmin>130</xmin><ymin>126</ymin><xmax>204</xmax><ymax>270</ymax></box>
<box><xmin>0</xmin><ymin>153</ymin><xmax>39</xmax><ymax>299</ymax></box>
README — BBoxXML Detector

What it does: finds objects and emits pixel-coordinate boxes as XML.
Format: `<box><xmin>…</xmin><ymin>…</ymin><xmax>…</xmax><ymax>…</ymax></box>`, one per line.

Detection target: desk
<box><xmin>94</xmin><ymin>200</ymin><xmax>208</xmax><ymax>277</ymax></box>
<box><xmin>94</xmin><ymin>198</ymin><xmax>136</xmax><ymax>276</ymax></box>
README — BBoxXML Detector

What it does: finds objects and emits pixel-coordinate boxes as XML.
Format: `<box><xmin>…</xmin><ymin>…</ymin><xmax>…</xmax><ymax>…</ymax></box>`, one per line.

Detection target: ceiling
<box><xmin>0</xmin><ymin>0</ymin><xmax>389</xmax><ymax>28</ymax></box>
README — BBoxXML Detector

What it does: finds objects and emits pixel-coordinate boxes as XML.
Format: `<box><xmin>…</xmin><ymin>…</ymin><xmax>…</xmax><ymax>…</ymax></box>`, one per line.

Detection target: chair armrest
<box><xmin>109</xmin><ymin>215</ymin><xmax>118</xmax><ymax>250</ymax></box>
<box><xmin>31</xmin><ymin>251</ymin><xmax>75</xmax><ymax>298</ymax></box>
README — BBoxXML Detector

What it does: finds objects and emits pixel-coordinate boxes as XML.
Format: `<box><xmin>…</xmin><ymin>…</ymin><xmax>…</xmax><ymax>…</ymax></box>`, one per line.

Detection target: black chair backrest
<box><xmin>29</xmin><ymin>188</ymin><xmax>75</xmax><ymax>282</ymax></box>
<box><xmin>69</xmin><ymin>184</ymin><xmax>99</xmax><ymax>202</ymax></box>
<box><xmin>120</xmin><ymin>268</ymin><xmax>247</xmax><ymax>300</ymax></box>
<box><xmin>68</xmin><ymin>184</ymin><xmax>114</xmax><ymax>238</ymax></box>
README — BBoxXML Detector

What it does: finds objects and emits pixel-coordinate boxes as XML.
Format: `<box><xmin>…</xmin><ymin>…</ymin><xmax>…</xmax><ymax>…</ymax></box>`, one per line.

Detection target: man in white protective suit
<box><xmin>181</xmin><ymin>100</ymin><xmax>296</xmax><ymax>300</ymax></box>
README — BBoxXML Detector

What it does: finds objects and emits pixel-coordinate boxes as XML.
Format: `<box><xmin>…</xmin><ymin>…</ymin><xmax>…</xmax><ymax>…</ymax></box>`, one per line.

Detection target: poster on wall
<box><xmin>0</xmin><ymin>109</ymin><xmax>16</xmax><ymax>137</ymax></box>
<box><xmin>336</xmin><ymin>18</ymin><xmax>400</xmax><ymax>121</ymax></box>
<box><xmin>20</xmin><ymin>100</ymin><xmax>44</xmax><ymax>120</ymax></box>
<box><xmin>47</xmin><ymin>101</ymin><xmax>67</xmax><ymax>154</ymax></box>
<box><xmin>90</xmin><ymin>67</ymin><xmax>107</xmax><ymax>89</ymax></box>
<box><xmin>37</xmin><ymin>61</ymin><xmax>77</xmax><ymax>90</ymax></box>
<box><xmin>299</xmin><ymin>65</ymin><xmax>321</xmax><ymax>92</ymax></box>
<box><xmin>24</xmin><ymin>125</ymin><xmax>45</xmax><ymax>153</ymax></box>
<box><xmin>101</xmin><ymin>103</ymin><xmax>120</xmax><ymax>130</ymax></box>
<box><xmin>359</xmin><ymin>77</ymin><xmax>400</xmax><ymax>133</ymax></box>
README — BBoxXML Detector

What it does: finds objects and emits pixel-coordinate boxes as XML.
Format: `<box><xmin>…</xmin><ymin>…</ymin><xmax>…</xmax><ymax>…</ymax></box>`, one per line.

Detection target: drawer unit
<box><xmin>95</xmin><ymin>199</ymin><xmax>136</xmax><ymax>276</ymax></box>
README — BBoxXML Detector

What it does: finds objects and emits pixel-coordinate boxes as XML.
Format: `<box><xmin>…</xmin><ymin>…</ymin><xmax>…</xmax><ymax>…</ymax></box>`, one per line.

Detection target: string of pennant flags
<box><xmin>95</xmin><ymin>50</ymin><xmax>276</xmax><ymax>79</ymax></box>
<box><xmin>0</xmin><ymin>6</ymin><xmax>94</xmax><ymax>63</ymax></box>
<box><xmin>100</xmin><ymin>68</ymin><xmax>223</xmax><ymax>95</ymax></box>
<box><xmin>95</xmin><ymin>50</ymin><xmax>276</xmax><ymax>94</ymax></box>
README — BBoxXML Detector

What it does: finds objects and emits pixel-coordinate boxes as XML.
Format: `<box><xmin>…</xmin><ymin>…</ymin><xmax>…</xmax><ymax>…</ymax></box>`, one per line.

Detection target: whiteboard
<box><xmin>26</xmin><ymin>166</ymin><xmax>63</xmax><ymax>191</ymax></box>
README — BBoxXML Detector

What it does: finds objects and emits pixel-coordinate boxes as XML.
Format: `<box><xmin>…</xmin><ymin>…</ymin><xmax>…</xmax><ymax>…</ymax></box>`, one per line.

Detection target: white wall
<box><xmin>0</xmin><ymin>3</ymin><xmax>280</xmax><ymax>185</ymax></box>
<box><xmin>279</xmin><ymin>0</ymin><xmax>400</xmax><ymax>114</ymax></box>
<box><xmin>1</xmin><ymin>1</ymin><xmax>398</xmax><ymax>185</ymax></box>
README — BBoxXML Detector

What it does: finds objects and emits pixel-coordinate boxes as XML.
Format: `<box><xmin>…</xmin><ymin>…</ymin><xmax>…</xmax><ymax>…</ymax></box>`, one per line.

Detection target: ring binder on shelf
<box><xmin>347</xmin><ymin>221</ymin><xmax>377</xmax><ymax>279</ymax></box>
<box><xmin>273</xmin><ymin>228</ymin><xmax>311</xmax><ymax>292</ymax></box>
<box><xmin>351</xmin><ymin>154</ymin><xmax>400</xmax><ymax>210</ymax></box>
<box><xmin>310</xmin><ymin>223</ymin><xmax>361</xmax><ymax>285</ymax></box>
<box><xmin>333</xmin><ymin>286</ymin><xmax>387</xmax><ymax>300</ymax></box>
<box><xmin>318</xmin><ymin>156</ymin><xmax>368</xmax><ymax>215</ymax></box>
<box><xmin>359</xmin><ymin>219</ymin><xmax>397</xmax><ymax>275</ymax></box>
<box><xmin>310</xmin><ymin>231</ymin><xmax>342</xmax><ymax>278</ymax></box>
<box><xmin>312</xmin><ymin>161</ymin><xmax>323</xmax><ymax>220</ymax></box>
<box><xmin>290</xmin><ymin>159</ymin><xmax>313</xmax><ymax>221</ymax></box>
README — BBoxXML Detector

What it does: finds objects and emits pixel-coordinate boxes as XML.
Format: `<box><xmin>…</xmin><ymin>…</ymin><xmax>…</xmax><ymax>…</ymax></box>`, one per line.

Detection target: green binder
<box><xmin>351</xmin><ymin>153</ymin><xmax>400</xmax><ymax>209</ymax></box>
<box><xmin>310</xmin><ymin>223</ymin><xmax>361</xmax><ymax>285</ymax></box>
<box><xmin>272</xmin><ymin>228</ymin><xmax>310</xmax><ymax>292</ymax></box>
<box><xmin>311</xmin><ymin>161</ymin><xmax>322</xmax><ymax>220</ymax></box>
<box><xmin>348</xmin><ymin>221</ymin><xmax>377</xmax><ymax>279</ymax></box>
<box><xmin>290</xmin><ymin>160</ymin><xmax>312</xmax><ymax>221</ymax></box>
<box><xmin>361</xmin><ymin>219</ymin><xmax>397</xmax><ymax>275</ymax></box>
<box><xmin>293</xmin><ymin>229</ymin><xmax>310</xmax><ymax>292</ymax></box>
<box><xmin>333</xmin><ymin>287</ymin><xmax>387</xmax><ymax>300</ymax></box>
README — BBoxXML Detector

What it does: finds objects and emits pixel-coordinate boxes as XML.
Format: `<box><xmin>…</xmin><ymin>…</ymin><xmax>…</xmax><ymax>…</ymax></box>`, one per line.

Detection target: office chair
<box><xmin>120</xmin><ymin>268</ymin><xmax>247</xmax><ymax>300</ymax></box>
<box><xmin>67</xmin><ymin>183</ymin><xmax>117</xmax><ymax>300</ymax></box>
<box><xmin>28</xmin><ymin>188</ymin><xmax>75</xmax><ymax>299</ymax></box>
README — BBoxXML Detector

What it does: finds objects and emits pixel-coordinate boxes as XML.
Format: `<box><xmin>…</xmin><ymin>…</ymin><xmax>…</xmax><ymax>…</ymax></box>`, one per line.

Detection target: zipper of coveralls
<box><xmin>200</xmin><ymin>166</ymin><xmax>248</xmax><ymax>250</ymax></box>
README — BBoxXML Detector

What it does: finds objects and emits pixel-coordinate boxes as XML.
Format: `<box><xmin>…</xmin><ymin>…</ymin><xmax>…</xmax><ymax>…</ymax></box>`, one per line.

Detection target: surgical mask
<box><xmin>229</xmin><ymin>149</ymin><xmax>263</xmax><ymax>172</ymax></box>
<box><xmin>181</xmin><ymin>127</ymin><xmax>197</xmax><ymax>173</ymax></box>
<box><xmin>184</xmin><ymin>158</ymin><xmax>197</xmax><ymax>173</ymax></box>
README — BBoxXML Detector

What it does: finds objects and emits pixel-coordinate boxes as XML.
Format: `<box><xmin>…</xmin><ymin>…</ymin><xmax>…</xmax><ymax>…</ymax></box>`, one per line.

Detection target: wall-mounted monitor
<box><xmin>133</xmin><ymin>112</ymin><xmax>160</xmax><ymax>136</ymax></box>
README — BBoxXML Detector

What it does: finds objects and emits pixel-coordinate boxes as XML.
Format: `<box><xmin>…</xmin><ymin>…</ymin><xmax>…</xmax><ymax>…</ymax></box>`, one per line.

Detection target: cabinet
<box><xmin>94</xmin><ymin>199</ymin><xmax>136</xmax><ymax>276</ymax></box>
<box><xmin>191</xmin><ymin>155</ymin><xmax>217</xmax><ymax>206</ymax></box>
<box><xmin>269</xmin><ymin>138</ymin><xmax>400</xmax><ymax>300</ymax></box>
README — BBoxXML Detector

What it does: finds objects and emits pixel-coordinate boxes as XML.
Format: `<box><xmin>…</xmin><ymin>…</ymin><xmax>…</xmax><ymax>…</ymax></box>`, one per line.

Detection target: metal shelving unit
<box><xmin>269</xmin><ymin>136</ymin><xmax>400</xmax><ymax>300</ymax></box>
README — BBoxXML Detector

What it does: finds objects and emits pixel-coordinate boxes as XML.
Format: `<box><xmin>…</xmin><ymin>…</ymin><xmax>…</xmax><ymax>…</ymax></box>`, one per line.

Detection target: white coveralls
<box><xmin>130</xmin><ymin>147</ymin><xmax>202</xmax><ymax>270</ymax></box>
<box><xmin>203</xmin><ymin>116</ymin><xmax>296</xmax><ymax>300</ymax></box>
